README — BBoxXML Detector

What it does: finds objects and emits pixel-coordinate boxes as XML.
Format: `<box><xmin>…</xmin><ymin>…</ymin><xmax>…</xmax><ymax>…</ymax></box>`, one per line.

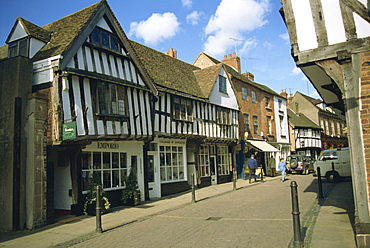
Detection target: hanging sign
<box><xmin>62</xmin><ymin>122</ymin><xmax>77</xmax><ymax>140</ymax></box>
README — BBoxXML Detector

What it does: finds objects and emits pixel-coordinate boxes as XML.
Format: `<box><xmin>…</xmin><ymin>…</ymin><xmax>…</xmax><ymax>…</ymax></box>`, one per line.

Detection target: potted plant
<box><xmin>121</xmin><ymin>170</ymin><xmax>141</xmax><ymax>206</ymax></box>
<box><xmin>83</xmin><ymin>171</ymin><xmax>111</xmax><ymax>215</ymax></box>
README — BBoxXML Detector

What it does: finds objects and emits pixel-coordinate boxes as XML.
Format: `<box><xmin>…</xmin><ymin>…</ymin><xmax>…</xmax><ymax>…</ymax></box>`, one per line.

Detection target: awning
<box><xmin>246</xmin><ymin>140</ymin><xmax>279</xmax><ymax>152</ymax></box>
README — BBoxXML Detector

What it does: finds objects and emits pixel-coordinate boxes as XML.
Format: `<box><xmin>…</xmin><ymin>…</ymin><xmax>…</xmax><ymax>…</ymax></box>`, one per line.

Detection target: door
<box><xmin>148</xmin><ymin>154</ymin><xmax>161</xmax><ymax>198</ymax></box>
<box><xmin>210</xmin><ymin>155</ymin><xmax>217</xmax><ymax>185</ymax></box>
<box><xmin>131</xmin><ymin>155</ymin><xmax>145</xmax><ymax>201</ymax></box>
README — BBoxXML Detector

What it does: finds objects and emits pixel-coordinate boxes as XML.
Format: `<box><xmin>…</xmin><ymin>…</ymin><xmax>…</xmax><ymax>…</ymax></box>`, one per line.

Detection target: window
<box><xmin>8</xmin><ymin>38</ymin><xmax>28</xmax><ymax>58</ymax></box>
<box><xmin>160</xmin><ymin>145</ymin><xmax>185</xmax><ymax>182</ymax></box>
<box><xmin>173</xmin><ymin>97</ymin><xmax>193</xmax><ymax>121</ymax></box>
<box><xmin>242</xmin><ymin>87</ymin><xmax>248</xmax><ymax>100</ymax></box>
<box><xmin>265</xmin><ymin>97</ymin><xmax>270</xmax><ymax>108</ymax></box>
<box><xmin>253</xmin><ymin>116</ymin><xmax>258</xmax><ymax>135</ymax></box>
<box><xmin>217</xmin><ymin>146</ymin><xmax>229</xmax><ymax>175</ymax></box>
<box><xmin>96</xmin><ymin>82</ymin><xmax>127</xmax><ymax>115</ymax></box>
<box><xmin>217</xmin><ymin>107</ymin><xmax>230</xmax><ymax>124</ymax></box>
<box><xmin>219</xmin><ymin>75</ymin><xmax>227</xmax><ymax>93</ymax></box>
<box><xmin>251</xmin><ymin>91</ymin><xmax>256</xmax><ymax>103</ymax></box>
<box><xmin>279</xmin><ymin>115</ymin><xmax>284</xmax><ymax>135</ymax></box>
<box><xmin>267</xmin><ymin>116</ymin><xmax>272</xmax><ymax>134</ymax></box>
<box><xmin>90</xmin><ymin>27</ymin><xmax>121</xmax><ymax>53</ymax></box>
<box><xmin>243</xmin><ymin>114</ymin><xmax>250</xmax><ymax>132</ymax></box>
<box><xmin>199</xmin><ymin>145</ymin><xmax>210</xmax><ymax>177</ymax></box>
<box><xmin>278</xmin><ymin>99</ymin><xmax>283</xmax><ymax>110</ymax></box>
<box><xmin>82</xmin><ymin>151</ymin><xmax>127</xmax><ymax>191</ymax></box>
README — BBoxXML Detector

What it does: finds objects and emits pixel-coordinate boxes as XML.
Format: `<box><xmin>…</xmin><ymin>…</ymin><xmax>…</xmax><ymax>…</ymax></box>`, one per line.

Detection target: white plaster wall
<box><xmin>209</xmin><ymin>68</ymin><xmax>239</xmax><ymax>110</ymax></box>
<box><xmin>29</xmin><ymin>38</ymin><xmax>45</xmax><ymax>58</ymax></box>
<box><xmin>7</xmin><ymin>22</ymin><xmax>27</xmax><ymax>42</ymax></box>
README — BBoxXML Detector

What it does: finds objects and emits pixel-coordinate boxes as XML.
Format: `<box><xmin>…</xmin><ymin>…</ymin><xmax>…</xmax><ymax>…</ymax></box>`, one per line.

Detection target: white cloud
<box><xmin>263</xmin><ymin>41</ymin><xmax>273</xmax><ymax>49</ymax></box>
<box><xmin>186</xmin><ymin>11</ymin><xmax>201</xmax><ymax>25</ymax></box>
<box><xmin>129</xmin><ymin>13</ymin><xmax>180</xmax><ymax>46</ymax></box>
<box><xmin>290</xmin><ymin>67</ymin><xmax>301</xmax><ymax>75</ymax></box>
<box><xmin>182</xmin><ymin>0</ymin><xmax>192</xmax><ymax>8</ymax></box>
<box><xmin>203</xmin><ymin>0</ymin><xmax>270</xmax><ymax>57</ymax></box>
<box><xmin>239</xmin><ymin>38</ymin><xmax>258</xmax><ymax>54</ymax></box>
<box><xmin>279</xmin><ymin>32</ymin><xmax>290</xmax><ymax>44</ymax></box>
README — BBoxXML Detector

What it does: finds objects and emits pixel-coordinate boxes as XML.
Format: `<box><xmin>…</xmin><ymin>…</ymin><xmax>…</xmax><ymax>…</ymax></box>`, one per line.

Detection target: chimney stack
<box><xmin>165</xmin><ymin>48</ymin><xmax>177</xmax><ymax>59</ymax></box>
<box><xmin>242</xmin><ymin>72</ymin><xmax>254</xmax><ymax>81</ymax></box>
<box><xmin>222</xmin><ymin>53</ymin><xmax>241</xmax><ymax>73</ymax></box>
<box><xmin>280</xmin><ymin>89</ymin><xmax>288</xmax><ymax>98</ymax></box>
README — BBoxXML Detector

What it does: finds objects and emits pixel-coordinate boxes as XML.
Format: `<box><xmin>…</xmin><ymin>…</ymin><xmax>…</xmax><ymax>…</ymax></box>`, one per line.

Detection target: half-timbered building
<box><xmin>130</xmin><ymin>41</ymin><xmax>239</xmax><ymax>195</ymax></box>
<box><xmin>0</xmin><ymin>0</ymin><xmax>240</xmax><ymax>230</ymax></box>
<box><xmin>0</xmin><ymin>1</ymin><xmax>159</xmax><ymax>230</ymax></box>
<box><xmin>280</xmin><ymin>0</ymin><xmax>370</xmax><ymax>244</ymax></box>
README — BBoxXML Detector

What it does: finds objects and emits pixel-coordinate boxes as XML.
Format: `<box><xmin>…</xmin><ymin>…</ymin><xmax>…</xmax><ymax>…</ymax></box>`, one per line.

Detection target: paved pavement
<box><xmin>0</xmin><ymin>174</ymin><xmax>356</xmax><ymax>247</ymax></box>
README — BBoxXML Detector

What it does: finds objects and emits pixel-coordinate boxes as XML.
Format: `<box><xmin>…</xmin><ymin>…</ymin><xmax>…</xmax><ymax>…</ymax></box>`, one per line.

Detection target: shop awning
<box><xmin>247</xmin><ymin>140</ymin><xmax>279</xmax><ymax>152</ymax></box>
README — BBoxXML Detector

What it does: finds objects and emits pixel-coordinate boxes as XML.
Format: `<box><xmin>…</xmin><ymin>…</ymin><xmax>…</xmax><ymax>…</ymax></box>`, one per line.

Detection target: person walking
<box><xmin>268</xmin><ymin>155</ymin><xmax>276</xmax><ymax>177</ymax></box>
<box><xmin>248</xmin><ymin>154</ymin><xmax>258</xmax><ymax>183</ymax></box>
<box><xmin>278</xmin><ymin>158</ymin><xmax>288</xmax><ymax>182</ymax></box>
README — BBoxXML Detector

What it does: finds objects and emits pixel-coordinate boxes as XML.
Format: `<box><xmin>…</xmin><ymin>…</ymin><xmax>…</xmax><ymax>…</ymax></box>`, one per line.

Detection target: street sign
<box><xmin>62</xmin><ymin>121</ymin><xmax>77</xmax><ymax>140</ymax></box>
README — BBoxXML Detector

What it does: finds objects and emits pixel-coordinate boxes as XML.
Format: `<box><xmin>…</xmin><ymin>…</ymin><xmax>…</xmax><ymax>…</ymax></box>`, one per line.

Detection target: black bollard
<box><xmin>317</xmin><ymin>167</ymin><xmax>324</xmax><ymax>199</ymax></box>
<box><xmin>191</xmin><ymin>173</ymin><xmax>196</xmax><ymax>203</ymax></box>
<box><xmin>290</xmin><ymin>181</ymin><xmax>302</xmax><ymax>248</ymax></box>
<box><xmin>96</xmin><ymin>185</ymin><xmax>102</xmax><ymax>233</ymax></box>
<box><xmin>332</xmin><ymin>162</ymin><xmax>335</xmax><ymax>171</ymax></box>
<box><xmin>233</xmin><ymin>167</ymin><xmax>236</xmax><ymax>190</ymax></box>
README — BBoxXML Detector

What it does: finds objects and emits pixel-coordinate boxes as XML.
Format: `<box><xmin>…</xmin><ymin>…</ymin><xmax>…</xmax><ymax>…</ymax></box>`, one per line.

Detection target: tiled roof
<box><xmin>33</xmin><ymin>1</ymin><xmax>104</xmax><ymax>61</ymax></box>
<box><xmin>129</xmin><ymin>40</ymin><xmax>206</xmax><ymax>98</ymax></box>
<box><xmin>223</xmin><ymin>65</ymin><xmax>279</xmax><ymax>96</ymax></box>
<box><xmin>194</xmin><ymin>64</ymin><xmax>222</xmax><ymax>98</ymax></box>
<box><xmin>288</xmin><ymin>108</ymin><xmax>322</xmax><ymax>129</ymax></box>
<box><xmin>16</xmin><ymin>17</ymin><xmax>51</xmax><ymax>43</ymax></box>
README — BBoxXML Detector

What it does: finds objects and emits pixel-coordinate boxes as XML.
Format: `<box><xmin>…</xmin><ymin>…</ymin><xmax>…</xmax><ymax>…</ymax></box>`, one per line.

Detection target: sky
<box><xmin>0</xmin><ymin>0</ymin><xmax>319</xmax><ymax>98</ymax></box>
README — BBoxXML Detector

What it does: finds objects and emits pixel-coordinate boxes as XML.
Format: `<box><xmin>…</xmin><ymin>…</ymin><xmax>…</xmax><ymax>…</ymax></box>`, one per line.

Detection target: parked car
<box><xmin>313</xmin><ymin>147</ymin><xmax>351</xmax><ymax>183</ymax></box>
<box><xmin>285</xmin><ymin>155</ymin><xmax>313</xmax><ymax>174</ymax></box>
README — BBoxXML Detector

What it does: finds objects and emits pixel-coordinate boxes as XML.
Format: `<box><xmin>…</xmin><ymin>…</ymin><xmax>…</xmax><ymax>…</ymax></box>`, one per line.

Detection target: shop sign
<box><xmin>97</xmin><ymin>142</ymin><xmax>119</xmax><ymax>149</ymax></box>
<box><xmin>62</xmin><ymin>122</ymin><xmax>77</xmax><ymax>140</ymax></box>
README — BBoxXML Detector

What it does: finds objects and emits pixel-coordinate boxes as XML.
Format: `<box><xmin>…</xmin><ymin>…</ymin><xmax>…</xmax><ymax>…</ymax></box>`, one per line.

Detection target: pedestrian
<box><xmin>278</xmin><ymin>158</ymin><xmax>288</xmax><ymax>182</ymax></box>
<box><xmin>268</xmin><ymin>155</ymin><xmax>276</xmax><ymax>177</ymax></box>
<box><xmin>248</xmin><ymin>154</ymin><xmax>258</xmax><ymax>183</ymax></box>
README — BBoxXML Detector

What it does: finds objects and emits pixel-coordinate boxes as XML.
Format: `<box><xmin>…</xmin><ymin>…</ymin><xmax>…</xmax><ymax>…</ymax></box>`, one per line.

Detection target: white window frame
<box><xmin>159</xmin><ymin>144</ymin><xmax>185</xmax><ymax>182</ymax></box>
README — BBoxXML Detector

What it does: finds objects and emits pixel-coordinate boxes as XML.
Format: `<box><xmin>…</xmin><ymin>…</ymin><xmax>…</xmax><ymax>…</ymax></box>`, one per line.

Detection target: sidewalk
<box><xmin>0</xmin><ymin>175</ymin><xmax>356</xmax><ymax>247</ymax></box>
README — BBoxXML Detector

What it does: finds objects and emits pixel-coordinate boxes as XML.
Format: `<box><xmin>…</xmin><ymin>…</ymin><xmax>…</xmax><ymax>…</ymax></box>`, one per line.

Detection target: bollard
<box><xmin>261</xmin><ymin>168</ymin><xmax>264</xmax><ymax>182</ymax></box>
<box><xmin>95</xmin><ymin>185</ymin><xmax>102</xmax><ymax>233</ymax></box>
<box><xmin>191</xmin><ymin>173</ymin><xmax>196</xmax><ymax>203</ymax></box>
<box><xmin>332</xmin><ymin>162</ymin><xmax>335</xmax><ymax>171</ymax></box>
<box><xmin>233</xmin><ymin>167</ymin><xmax>236</xmax><ymax>190</ymax></box>
<box><xmin>290</xmin><ymin>181</ymin><xmax>302</xmax><ymax>248</ymax></box>
<box><xmin>317</xmin><ymin>167</ymin><xmax>324</xmax><ymax>199</ymax></box>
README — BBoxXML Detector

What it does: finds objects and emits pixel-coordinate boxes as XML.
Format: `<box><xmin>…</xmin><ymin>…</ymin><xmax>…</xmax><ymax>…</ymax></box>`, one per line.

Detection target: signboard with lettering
<box><xmin>62</xmin><ymin>122</ymin><xmax>77</xmax><ymax>140</ymax></box>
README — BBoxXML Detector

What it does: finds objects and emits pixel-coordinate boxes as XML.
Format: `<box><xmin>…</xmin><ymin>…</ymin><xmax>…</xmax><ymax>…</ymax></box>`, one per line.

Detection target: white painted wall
<box><xmin>274</xmin><ymin>96</ymin><xmax>289</xmax><ymax>144</ymax></box>
<box><xmin>29</xmin><ymin>38</ymin><xmax>45</xmax><ymax>58</ymax></box>
<box><xmin>7</xmin><ymin>22</ymin><xmax>27</xmax><ymax>43</ymax></box>
<box><xmin>209</xmin><ymin>68</ymin><xmax>239</xmax><ymax>110</ymax></box>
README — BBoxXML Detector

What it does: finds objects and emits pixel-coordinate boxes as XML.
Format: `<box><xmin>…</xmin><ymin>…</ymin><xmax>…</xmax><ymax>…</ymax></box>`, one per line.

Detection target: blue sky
<box><xmin>0</xmin><ymin>0</ymin><xmax>319</xmax><ymax>98</ymax></box>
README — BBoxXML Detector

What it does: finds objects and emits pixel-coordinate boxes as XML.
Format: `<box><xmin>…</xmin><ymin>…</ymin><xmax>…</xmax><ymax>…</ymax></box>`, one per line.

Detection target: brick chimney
<box><xmin>222</xmin><ymin>52</ymin><xmax>241</xmax><ymax>73</ymax></box>
<box><xmin>242</xmin><ymin>72</ymin><xmax>254</xmax><ymax>81</ymax></box>
<box><xmin>165</xmin><ymin>48</ymin><xmax>177</xmax><ymax>59</ymax></box>
<box><xmin>280</xmin><ymin>89</ymin><xmax>288</xmax><ymax>98</ymax></box>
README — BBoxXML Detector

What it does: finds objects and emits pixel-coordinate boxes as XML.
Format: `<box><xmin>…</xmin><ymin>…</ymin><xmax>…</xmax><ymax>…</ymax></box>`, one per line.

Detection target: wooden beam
<box><xmin>340</xmin><ymin>0</ymin><xmax>370</xmax><ymax>23</ymax></box>
<box><xmin>310</xmin><ymin>0</ymin><xmax>328</xmax><ymax>47</ymax></box>
<box><xmin>340</xmin><ymin>0</ymin><xmax>357</xmax><ymax>41</ymax></box>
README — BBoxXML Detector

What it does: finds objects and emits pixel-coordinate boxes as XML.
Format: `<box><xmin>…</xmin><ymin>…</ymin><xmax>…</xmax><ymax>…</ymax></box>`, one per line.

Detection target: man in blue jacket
<box><xmin>248</xmin><ymin>154</ymin><xmax>258</xmax><ymax>183</ymax></box>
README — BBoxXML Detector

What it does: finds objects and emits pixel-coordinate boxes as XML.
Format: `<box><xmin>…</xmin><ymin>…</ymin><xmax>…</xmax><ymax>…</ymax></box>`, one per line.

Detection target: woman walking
<box><xmin>278</xmin><ymin>158</ymin><xmax>288</xmax><ymax>182</ymax></box>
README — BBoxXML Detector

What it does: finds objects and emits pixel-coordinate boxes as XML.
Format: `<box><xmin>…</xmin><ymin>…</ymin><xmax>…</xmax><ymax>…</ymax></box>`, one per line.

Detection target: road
<box><xmin>69</xmin><ymin>174</ymin><xmax>324</xmax><ymax>248</ymax></box>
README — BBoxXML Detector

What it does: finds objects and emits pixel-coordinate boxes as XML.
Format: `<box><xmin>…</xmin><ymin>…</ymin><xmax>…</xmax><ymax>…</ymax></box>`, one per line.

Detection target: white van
<box><xmin>313</xmin><ymin>147</ymin><xmax>351</xmax><ymax>183</ymax></box>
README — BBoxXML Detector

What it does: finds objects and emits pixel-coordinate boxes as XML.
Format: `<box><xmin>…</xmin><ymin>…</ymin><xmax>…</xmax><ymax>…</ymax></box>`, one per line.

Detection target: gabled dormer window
<box><xmin>219</xmin><ymin>75</ymin><xmax>227</xmax><ymax>93</ymax></box>
<box><xmin>90</xmin><ymin>27</ymin><xmax>120</xmax><ymax>53</ymax></box>
<box><xmin>8</xmin><ymin>38</ymin><xmax>28</xmax><ymax>58</ymax></box>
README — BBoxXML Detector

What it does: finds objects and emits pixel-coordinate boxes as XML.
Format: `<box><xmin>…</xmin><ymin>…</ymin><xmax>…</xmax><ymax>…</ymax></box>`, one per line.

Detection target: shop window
<box><xmin>172</xmin><ymin>96</ymin><xmax>193</xmax><ymax>122</ymax></box>
<box><xmin>96</xmin><ymin>82</ymin><xmax>127</xmax><ymax>116</ymax></box>
<box><xmin>199</xmin><ymin>145</ymin><xmax>210</xmax><ymax>177</ymax></box>
<box><xmin>217</xmin><ymin>146</ymin><xmax>229</xmax><ymax>175</ymax></box>
<box><xmin>82</xmin><ymin>151</ymin><xmax>127</xmax><ymax>191</ymax></box>
<box><xmin>159</xmin><ymin>145</ymin><xmax>185</xmax><ymax>182</ymax></box>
